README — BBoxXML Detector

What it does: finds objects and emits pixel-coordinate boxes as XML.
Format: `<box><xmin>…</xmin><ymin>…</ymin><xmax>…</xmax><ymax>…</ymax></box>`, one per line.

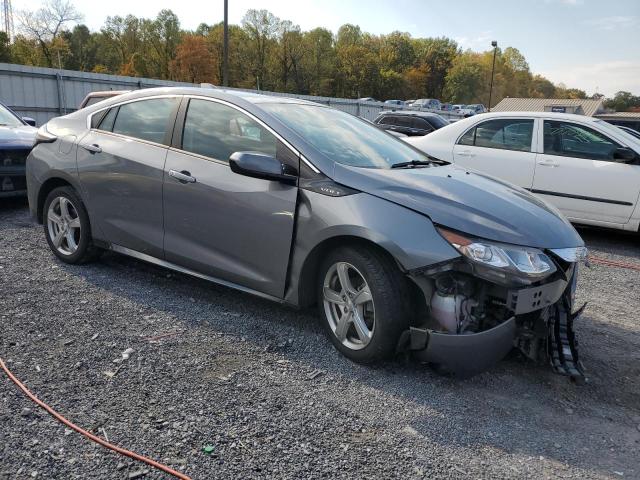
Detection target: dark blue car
<box><xmin>1</xmin><ymin>103</ymin><xmax>37</xmax><ymax>197</ymax></box>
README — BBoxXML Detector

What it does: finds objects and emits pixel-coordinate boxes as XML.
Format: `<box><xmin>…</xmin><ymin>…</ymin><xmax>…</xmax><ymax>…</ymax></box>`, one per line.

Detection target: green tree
<box><xmin>604</xmin><ymin>91</ymin><xmax>640</xmax><ymax>111</ymax></box>
<box><xmin>242</xmin><ymin>9</ymin><xmax>280</xmax><ymax>90</ymax></box>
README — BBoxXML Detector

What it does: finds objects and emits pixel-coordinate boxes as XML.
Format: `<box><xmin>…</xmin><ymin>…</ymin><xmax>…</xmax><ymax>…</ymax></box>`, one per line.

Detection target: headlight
<box><xmin>438</xmin><ymin>227</ymin><xmax>556</xmax><ymax>279</ymax></box>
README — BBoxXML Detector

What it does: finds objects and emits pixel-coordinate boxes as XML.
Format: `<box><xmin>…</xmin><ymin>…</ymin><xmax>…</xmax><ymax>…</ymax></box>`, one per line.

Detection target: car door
<box><xmin>452</xmin><ymin>117</ymin><xmax>537</xmax><ymax>189</ymax></box>
<box><xmin>531</xmin><ymin>119</ymin><xmax>640</xmax><ymax>225</ymax></box>
<box><xmin>77</xmin><ymin>96</ymin><xmax>180</xmax><ymax>258</ymax></box>
<box><xmin>162</xmin><ymin>97</ymin><xmax>299</xmax><ymax>298</ymax></box>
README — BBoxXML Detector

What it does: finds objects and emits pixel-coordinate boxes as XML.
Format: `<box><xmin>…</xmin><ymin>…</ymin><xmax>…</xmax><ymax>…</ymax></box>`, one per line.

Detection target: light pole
<box><xmin>488</xmin><ymin>40</ymin><xmax>498</xmax><ymax>112</ymax></box>
<box><xmin>223</xmin><ymin>0</ymin><xmax>229</xmax><ymax>87</ymax></box>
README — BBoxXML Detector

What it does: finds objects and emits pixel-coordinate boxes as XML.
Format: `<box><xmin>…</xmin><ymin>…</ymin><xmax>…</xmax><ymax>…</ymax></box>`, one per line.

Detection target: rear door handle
<box><xmin>168</xmin><ymin>169</ymin><xmax>196</xmax><ymax>183</ymax></box>
<box><xmin>538</xmin><ymin>160</ymin><xmax>559</xmax><ymax>167</ymax></box>
<box><xmin>82</xmin><ymin>143</ymin><xmax>102</xmax><ymax>154</ymax></box>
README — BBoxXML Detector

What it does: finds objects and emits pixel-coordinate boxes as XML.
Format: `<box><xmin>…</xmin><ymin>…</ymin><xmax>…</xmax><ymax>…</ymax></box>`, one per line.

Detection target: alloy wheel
<box><xmin>47</xmin><ymin>196</ymin><xmax>81</xmax><ymax>256</ymax></box>
<box><xmin>322</xmin><ymin>262</ymin><xmax>375</xmax><ymax>350</ymax></box>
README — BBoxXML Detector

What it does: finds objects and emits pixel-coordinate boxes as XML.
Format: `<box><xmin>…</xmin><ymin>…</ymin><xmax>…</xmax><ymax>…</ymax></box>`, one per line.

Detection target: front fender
<box><xmin>285</xmin><ymin>190</ymin><xmax>459</xmax><ymax>305</ymax></box>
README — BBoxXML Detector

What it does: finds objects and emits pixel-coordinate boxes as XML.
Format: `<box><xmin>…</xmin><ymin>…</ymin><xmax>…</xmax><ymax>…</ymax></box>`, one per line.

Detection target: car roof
<box><xmin>99</xmin><ymin>86</ymin><xmax>322</xmax><ymax>108</ymax></box>
<box><xmin>377</xmin><ymin>110</ymin><xmax>443</xmax><ymax>118</ymax></box>
<box><xmin>464</xmin><ymin>111</ymin><xmax>605</xmax><ymax>123</ymax></box>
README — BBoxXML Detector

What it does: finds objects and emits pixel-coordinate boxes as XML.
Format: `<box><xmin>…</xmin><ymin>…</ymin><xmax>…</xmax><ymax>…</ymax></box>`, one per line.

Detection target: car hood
<box><xmin>0</xmin><ymin>125</ymin><xmax>37</xmax><ymax>149</ymax></box>
<box><xmin>332</xmin><ymin>163</ymin><xmax>583</xmax><ymax>249</ymax></box>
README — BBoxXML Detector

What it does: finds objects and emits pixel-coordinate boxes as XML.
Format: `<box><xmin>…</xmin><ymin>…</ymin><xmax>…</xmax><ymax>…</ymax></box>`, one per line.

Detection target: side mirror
<box><xmin>229</xmin><ymin>152</ymin><xmax>297</xmax><ymax>185</ymax></box>
<box><xmin>613</xmin><ymin>147</ymin><xmax>638</xmax><ymax>163</ymax></box>
<box><xmin>22</xmin><ymin>117</ymin><xmax>36</xmax><ymax>127</ymax></box>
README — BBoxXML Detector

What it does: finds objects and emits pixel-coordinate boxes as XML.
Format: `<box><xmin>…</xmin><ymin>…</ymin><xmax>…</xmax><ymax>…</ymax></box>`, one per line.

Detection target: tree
<box><xmin>529</xmin><ymin>74</ymin><xmax>556</xmax><ymax>98</ymax></box>
<box><xmin>17</xmin><ymin>0</ymin><xmax>82</xmax><ymax>67</ymax></box>
<box><xmin>242</xmin><ymin>9</ymin><xmax>280</xmax><ymax>90</ymax></box>
<box><xmin>604</xmin><ymin>91</ymin><xmax>640</xmax><ymax>112</ymax></box>
<box><xmin>146</xmin><ymin>10</ymin><xmax>182</xmax><ymax>79</ymax></box>
<box><xmin>443</xmin><ymin>51</ymin><xmax>485</xmax><ymax>103</ymax></box>
<box><xmin>0</xmin><ymin>32</ymin><xmax>11</xmax><ymax>62</ymax></box>
<box><xmin>170</xmin><ymin>34</ymin><xmax>213</xmax><ymax>83</ymax></box>
<box><xmin>301</xmin><ymin>27</ymin><xmax>336</xmax><ymax>96</ymax></box>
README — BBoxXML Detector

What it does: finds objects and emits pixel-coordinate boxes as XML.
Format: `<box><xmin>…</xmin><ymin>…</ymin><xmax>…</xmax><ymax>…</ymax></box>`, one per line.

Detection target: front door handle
<box><xmin>82</xmin><ymin>143</ymin><xmax>102</xmax><ymax>154</ymax></box>
<box><xmin>168</xmin><ymin>169</ymin><xmax>196</xmax><ymax>183</ymax></box>
<box><xmin>457</xmin><ymin>150</ymin><xmax>475</xmax><ymax>158</ymax></box>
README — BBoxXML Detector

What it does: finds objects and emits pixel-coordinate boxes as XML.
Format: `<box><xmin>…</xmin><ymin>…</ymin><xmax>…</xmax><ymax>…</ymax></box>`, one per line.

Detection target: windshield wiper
<box><xmin>390</xmin><ymin>159</ymin><xmax>434</xmax><ymax>169</ymax></box>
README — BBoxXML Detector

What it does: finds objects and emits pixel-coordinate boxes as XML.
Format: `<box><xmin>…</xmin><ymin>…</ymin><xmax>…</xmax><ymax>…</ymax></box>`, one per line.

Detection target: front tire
<box><xmin>43</xmin><ymin>186</ymin><xmax>100</xmax><ymax>264</ymax></box>
<box><xmin>317</xmin><ymin>246</ymin><xmax>410</xmax><ymax>363</ymax></box>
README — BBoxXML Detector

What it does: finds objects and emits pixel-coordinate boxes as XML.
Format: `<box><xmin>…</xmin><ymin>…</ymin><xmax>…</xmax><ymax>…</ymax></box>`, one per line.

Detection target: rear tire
<box><xmin>317</xmin><ymin>245</ymin><xmax>410</xmax><ymax>363</ymax></box>
<box><xmin>43</xmin><ymin>186</ymin><xmax>100</xmax><ymax>264</ymax></box>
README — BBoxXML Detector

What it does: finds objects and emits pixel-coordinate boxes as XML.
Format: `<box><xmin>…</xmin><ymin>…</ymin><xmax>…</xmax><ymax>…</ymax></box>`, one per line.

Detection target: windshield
<box><xmin>262</xmin><ymin>103</ymin><xmax>430</xmax><ymax>169</ymax></box>
<box><xmin>595</xmin><ymin>120</ymin><xmax>640</xmax><ymax>146</ymax></box>
<box><xmin>428</xmin><ymin>115</ymin><xmax>449</xmax><ymax>129</ymax></box>
<box><xmin>0</xmin><ymin>104</ymin><xmax>23</xmax><ymax>127</ymax></box>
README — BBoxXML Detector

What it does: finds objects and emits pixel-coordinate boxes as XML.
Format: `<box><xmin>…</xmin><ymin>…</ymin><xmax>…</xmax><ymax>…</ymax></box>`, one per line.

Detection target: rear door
<box><xmin>531</xmin><ymin>119</ymin><xmax>640</xmax><ymax>224</ymax></box>
<box><xmin>77</xmin><ymin>96</ymin><xmax>180</xmax><ymax>257</ymax></box>
<box><xmin>452</xmin><ymin>117</ymin><xmax>537</xmax><ymax>189</ymax></box>
<box><xmin>162</xmin><ymin>97</ymin><xmax>299</xmax><ymax>298</ymax></box>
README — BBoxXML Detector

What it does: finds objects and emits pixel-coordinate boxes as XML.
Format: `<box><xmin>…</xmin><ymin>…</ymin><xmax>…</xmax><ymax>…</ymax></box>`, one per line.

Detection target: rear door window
<box><xmin>112</xmin><ymin>98</ymin><xmax>178</xmax><ymax>144</ymax></box>
<box><xmin>543</xmin><ymin>120</ymin><xmax>620</xmax><ymax>161</ymax></box>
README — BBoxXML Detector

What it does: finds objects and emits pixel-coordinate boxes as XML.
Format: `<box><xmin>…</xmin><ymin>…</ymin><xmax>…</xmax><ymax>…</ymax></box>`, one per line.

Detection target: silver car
<box><xmin>27</xmin><ymin>87</ymin><xmax>587</xmax><ymax>379</ymax></box>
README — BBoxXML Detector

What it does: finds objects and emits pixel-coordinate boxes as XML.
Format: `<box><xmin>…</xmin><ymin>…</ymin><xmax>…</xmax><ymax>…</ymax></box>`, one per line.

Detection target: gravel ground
<box><xmin>1</xmin><ymin>197</ymin><xmax>639</xmax><ymax>479</ymax></box>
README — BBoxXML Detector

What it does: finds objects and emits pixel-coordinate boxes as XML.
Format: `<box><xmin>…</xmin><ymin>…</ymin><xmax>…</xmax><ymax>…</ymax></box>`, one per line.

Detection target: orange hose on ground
<box><xmin>0</xmin><ymin>358</ymin><xmax>191</xmax><ymax>480</ymax></box>
<box><xmin>589</xmin><ymin>255</ymin><xmax>640</xmax><ymax>272</ymax></box>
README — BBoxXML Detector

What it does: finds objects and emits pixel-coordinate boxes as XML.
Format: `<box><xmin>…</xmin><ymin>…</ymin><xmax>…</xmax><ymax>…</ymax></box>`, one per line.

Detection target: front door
<box><xmin>452</xmin><ymin>117</ymin><xmax>537</xmax><ymax>189</ymax></box>
<box><xmin>532</xmin><ymin>119</ymin><xmax>640</xmax><ymax>225</ymax></box>
<box><xmin>162</xmin><ymin>98</ymin><xmax>298</xmax><ymax>298</ymax></box>
<box><xmin>77</xmin><ymin>97</ymin><xmax>179</xmax><ymax>257</ymax></box>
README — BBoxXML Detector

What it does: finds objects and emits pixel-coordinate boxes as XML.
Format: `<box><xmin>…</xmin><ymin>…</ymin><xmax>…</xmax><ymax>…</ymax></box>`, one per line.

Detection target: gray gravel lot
<box><xmin>1</xmin><ymin>197</ymin><xmax>639</xmax><ymax>479</ymax></box>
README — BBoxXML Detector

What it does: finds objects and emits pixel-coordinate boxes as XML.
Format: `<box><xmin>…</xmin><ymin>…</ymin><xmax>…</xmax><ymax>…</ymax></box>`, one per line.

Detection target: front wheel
<box><xmin>317</xmin><ymin>246</ymin><xmax>410</xmax><ymax>363</ymax></box>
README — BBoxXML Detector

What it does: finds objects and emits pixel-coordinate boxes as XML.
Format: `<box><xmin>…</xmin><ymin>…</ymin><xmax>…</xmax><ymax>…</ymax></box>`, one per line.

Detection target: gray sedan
<box><xmin>26</xmin><ymin>87</ymin><xmax>587</xmax><ymax>379</ymax></box>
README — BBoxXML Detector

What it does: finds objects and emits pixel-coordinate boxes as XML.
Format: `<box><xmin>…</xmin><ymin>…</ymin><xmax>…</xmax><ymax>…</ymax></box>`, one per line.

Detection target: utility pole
<box><xmin>1</xmin><ymin>0</ymin><xmax>14</xmax><ymax>41</ymax></box>
<box><xmin>223</xmin><ymin>0</ymin><xmax>229</xmax><ymax>87</ymax></box>
<box><xmin>488</xmin><ymin>40</ymin><xmax>498</xmax><ymax>112</ymax></box>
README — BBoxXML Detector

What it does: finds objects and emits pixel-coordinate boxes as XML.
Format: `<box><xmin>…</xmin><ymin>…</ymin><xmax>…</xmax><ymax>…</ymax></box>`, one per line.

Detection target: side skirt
<box><xmin>108</xmin><ymin>243</ymin><xmax>286</xmax><ymax>305</ymax></box>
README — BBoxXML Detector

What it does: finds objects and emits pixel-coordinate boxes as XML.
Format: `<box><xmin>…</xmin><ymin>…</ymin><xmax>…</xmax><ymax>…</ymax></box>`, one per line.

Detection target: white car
<box><xmin>452</xmin><ymin>104</ymin><xmax>475</xmax><ymax>116</ymax></box>
<box><xmin>405</xmin><ymin>112</ymin><xmax>640</xmax><ymax>232</ymax></box>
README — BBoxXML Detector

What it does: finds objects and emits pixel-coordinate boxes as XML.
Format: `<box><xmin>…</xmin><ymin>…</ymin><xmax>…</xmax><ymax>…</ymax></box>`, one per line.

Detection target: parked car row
<box><xmin>361</xmin><ymin>97</ymin><xmax>487</xmax><ymax>117</ymax></box>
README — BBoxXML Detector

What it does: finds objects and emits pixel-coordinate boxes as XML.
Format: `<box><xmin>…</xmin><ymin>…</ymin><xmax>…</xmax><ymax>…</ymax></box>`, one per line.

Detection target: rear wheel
<box><xmin>317</xmin><ymin>246</ymin><xmax>410</xmax><ymax>363</ymax></box>
<box><xmin>43</xmin><ymin>186</ymin><xmax>100</xmax><ymax>264</ymax></box>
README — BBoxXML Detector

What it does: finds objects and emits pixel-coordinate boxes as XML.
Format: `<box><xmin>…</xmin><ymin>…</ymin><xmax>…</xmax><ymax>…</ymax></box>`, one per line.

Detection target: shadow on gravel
<box><xmin>59</xmin><ymin>248</ymin><xmax>640</xmax><ymax>478</ymax></box>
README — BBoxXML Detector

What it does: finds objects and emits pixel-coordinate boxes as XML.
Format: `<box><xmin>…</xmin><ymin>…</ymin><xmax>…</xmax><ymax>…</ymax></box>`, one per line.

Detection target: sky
<box><xmin>20</xmin><ymin>0</ymin><xmax>640</xmax><ymax>97</ymax></box>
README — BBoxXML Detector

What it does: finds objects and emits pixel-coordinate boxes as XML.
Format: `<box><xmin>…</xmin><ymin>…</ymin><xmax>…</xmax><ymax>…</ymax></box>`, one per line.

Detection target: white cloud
<box><xmin>455</xmin><ymin>31</ymin><xmax>495</xmax><ymax>50</ymax></box>
<box><xmin>584</xmin><ymin>16</ymin><xmax>638</xmax><ymax>31</ymax></box>
<box><xmin>539</xmin><ymin>60</ymin><xmax>640</xmax><ymax>97</ymax></box>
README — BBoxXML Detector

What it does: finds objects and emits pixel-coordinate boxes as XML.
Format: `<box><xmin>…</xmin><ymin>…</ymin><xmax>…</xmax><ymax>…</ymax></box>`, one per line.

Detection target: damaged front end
<box><xmin>399</xmin><ymin>227</ymin><xmax>588</xmax><ymax>382</ymax></box>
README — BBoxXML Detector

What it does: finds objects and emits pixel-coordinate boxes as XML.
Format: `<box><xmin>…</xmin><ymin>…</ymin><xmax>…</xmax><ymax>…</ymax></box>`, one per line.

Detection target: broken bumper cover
<box><xmin>401</xmin><ymin>272</ymin><xmax>585</xmax><ymax>380</ymax></box>
<box><xmin>409</xmin><ymin>317</ymin><xmax>516</xmax><ymax>378</ymax></box>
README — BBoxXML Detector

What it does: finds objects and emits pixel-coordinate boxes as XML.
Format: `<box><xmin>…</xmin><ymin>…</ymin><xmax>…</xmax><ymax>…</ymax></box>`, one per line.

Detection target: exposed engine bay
<box><xmin>400</xmin><ymin>243</ymin><xmax>587</xmax><ymax>382</ymax></box>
